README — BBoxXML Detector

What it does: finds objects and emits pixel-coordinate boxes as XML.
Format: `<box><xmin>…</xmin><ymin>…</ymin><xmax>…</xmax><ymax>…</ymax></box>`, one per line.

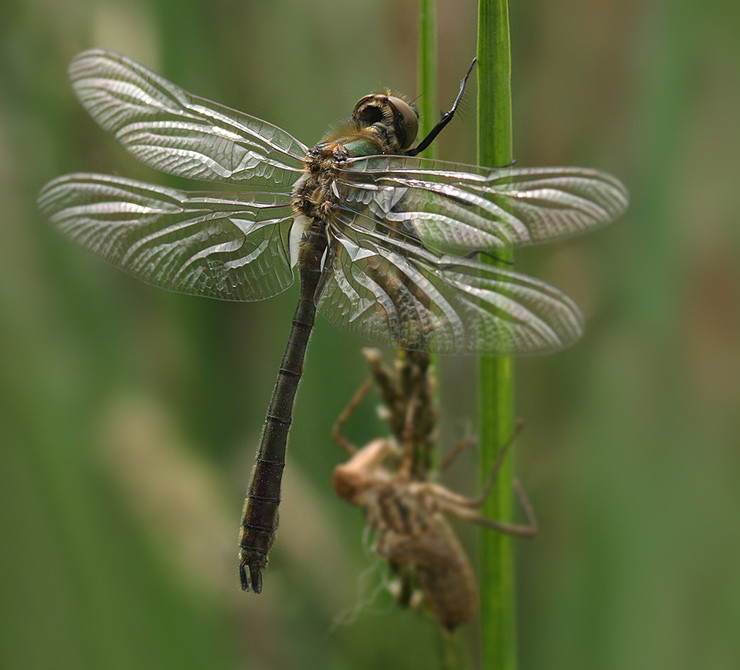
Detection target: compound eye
<box><xmin>387</xmin><ymin>96</ymin><xmax>419</xmax><ymax>150</ymax></box>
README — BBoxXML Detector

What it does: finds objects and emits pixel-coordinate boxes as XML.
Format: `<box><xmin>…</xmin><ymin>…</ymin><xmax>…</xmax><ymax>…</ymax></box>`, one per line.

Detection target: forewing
<box><xmin>38</xmin><ymin>174</ymin><xmax>295</xmax><ymax>301</ymax></box>
<box><xmin>315</xmin><ymin>218</ymin><xmax>583</xmax><ymax>355</ymax></box>
<box><xmin>69</xmin><ymin>50</ymin><xmax>307</xmax><ymax>184</ymax></box>
<box><xmin>336</xmin><ymin>156</ymin><xmax>628</xmax><ymax>254</ymax></box>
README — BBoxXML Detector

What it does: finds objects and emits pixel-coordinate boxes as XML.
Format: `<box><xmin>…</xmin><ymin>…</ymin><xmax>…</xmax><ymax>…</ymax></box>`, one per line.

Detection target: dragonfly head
<box><xmin>352</xmin><ymin>93</ymin><xmax>419</xmax><ymax>152</ymax></box>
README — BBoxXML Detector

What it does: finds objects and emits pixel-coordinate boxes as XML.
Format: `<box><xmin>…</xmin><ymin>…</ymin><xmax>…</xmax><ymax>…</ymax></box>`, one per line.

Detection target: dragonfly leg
<box><xmin>430</xmin><ymin>418</ymin><xmax>537</xmax><ymax>537</ymax></box>
<box><xmin>440</xmin><ymin>478</ymin><xmax>538</xmax><ymax>538</ymax></box>
<box><xmin>463</xmin><ymin>417</ymin><xmax>524</xmax><ymax>508</ymax></box>
<box><xmin>405</xmin><ymin>58</ymin><xmax>476</xmax><ymax>157</ymax></box>
<box><xmin>332</xmin><ymin>374</ymin><xmax>374</xmax><ymax>455</ymax></box>
<box><xmin>439</xmin><ymin>435</ymin><xmax>477</xmax><ymax>472</ymax></box>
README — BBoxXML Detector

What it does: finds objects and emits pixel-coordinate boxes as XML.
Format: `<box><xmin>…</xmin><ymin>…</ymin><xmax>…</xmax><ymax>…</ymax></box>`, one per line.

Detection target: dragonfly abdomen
<box><xmin>238</xmin><ymin>222</ymin><xmax>328</xmax><ymax>593</ymax></box>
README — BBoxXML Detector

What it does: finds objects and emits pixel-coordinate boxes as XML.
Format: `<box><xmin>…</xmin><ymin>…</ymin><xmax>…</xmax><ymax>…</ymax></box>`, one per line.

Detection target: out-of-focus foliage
<box><xmin>1</xmin><ymin>0</ymin><xmax>739</xmax><ymax>668</ymax></box>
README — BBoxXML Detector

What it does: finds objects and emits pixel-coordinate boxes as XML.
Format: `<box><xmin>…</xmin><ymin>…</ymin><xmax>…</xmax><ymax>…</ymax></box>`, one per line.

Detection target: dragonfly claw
<box><xmin>239</xmin><ymin>563</ymin><xmax>249</xmax><ymax>591</ymax></box>
<box><xmin>239</xmin><ymin>560</ymin><xmax>264</xmax><ymax>594</ymax></box>
<box><xmin>250</xmin><ymin>563</ymin><xmax>263</xmax><ymax>594</ymax></box>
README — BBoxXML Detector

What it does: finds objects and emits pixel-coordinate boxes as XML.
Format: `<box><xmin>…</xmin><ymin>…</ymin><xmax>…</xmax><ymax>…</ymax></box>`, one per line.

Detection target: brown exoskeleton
<box><xmin>333</xmin><ymin>349</ymin><xmax>537</xmax><ymax>631</ymax></box>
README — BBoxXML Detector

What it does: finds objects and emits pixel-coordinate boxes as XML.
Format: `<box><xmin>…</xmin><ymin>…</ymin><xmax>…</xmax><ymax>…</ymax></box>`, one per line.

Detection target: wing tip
<box><xmin>69</xmin><ymin>49</ymin><xmax>114</xmax><ymax>79</ymax></box>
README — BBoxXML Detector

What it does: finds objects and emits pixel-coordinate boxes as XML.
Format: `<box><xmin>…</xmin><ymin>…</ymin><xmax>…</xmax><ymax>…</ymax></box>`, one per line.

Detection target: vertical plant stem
<box><xmin>415</xmin><ymin>0</ymin><xmax>438</xmax><ymax>465</ymax></box>
<box><xmin>417</xmin><ymin>8</ymin><xmax>457</xmax><ymax>669</ymax></box>
<box><xmin>477</xmin><ymin>1</ymin><xmax>516</xmax><ymax>670</ymax></box>
<box><xmin>417</xmin><ymin>0</ymin><xmax>438</xmax><ymax>153</ymax></box>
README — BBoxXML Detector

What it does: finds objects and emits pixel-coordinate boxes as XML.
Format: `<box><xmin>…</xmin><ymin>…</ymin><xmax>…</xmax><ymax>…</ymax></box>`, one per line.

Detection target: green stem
<box><xmin>417</xmin><ymin>0</ymin><xmax>438</xmax><ymax>156</ymax></box>
<box><xmin>417</xmin><ymin>6</ymin><xmax>462</xmax><ymax>668</ymax></box>
<box><xmin>477</xmin><ymin>1</ymin><xmax>516</xmax><ymax>670</ymax></box>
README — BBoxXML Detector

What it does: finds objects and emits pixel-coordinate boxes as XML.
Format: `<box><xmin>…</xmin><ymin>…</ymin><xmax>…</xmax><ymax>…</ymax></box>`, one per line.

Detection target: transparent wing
<box><xmin>69</xmin><ymin>50</ymin><xmax>308</xmax><ymax>185</ymax></box>
<box><xmin>336</xmin><ymin>156</ymin><xmax>628</xmax><ymax>254</ymax></box>
<box><xmin>316</xmin><ymin>214</ymin><xmax>583</xmax><ymax>355</ymax></box>
<box><xmin>38</xmin><ymin>173</ymin><xmax>295</xmax><ymax>301</ymax></box>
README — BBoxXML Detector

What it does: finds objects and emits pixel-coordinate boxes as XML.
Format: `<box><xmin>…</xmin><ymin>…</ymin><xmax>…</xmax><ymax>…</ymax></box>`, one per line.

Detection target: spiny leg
<box><xmin>439</xmin><ymin>436</ymin><xmax>477</xmax><ymax>472</ymax></box>
<box><xmin>462</xmin><ymin>418</ymin><xmax>524</xmax><ymax>508</ymax></box>
<box><xmin>332</xmin><ymin>375</ymin><xmax>374</xmax><ymax>455</ymax></box>
<box><xmin>432</xmin><ymin>418</ymin><xmax>537</xmax><ymax>536</ymax></box>
<box><xmin>426</xmin><ymin>418</ymin><xmax>524</xmax><ymax>506</ymax></box>
<box><xmin>439</xmin><ymin>479</ymin><xmax>537</xmax><ymax>538</ymax></box>
<box><xmin>405</xmin><ymin>58</ymin><xmax>477</xmax><ymax>157</ymax></box>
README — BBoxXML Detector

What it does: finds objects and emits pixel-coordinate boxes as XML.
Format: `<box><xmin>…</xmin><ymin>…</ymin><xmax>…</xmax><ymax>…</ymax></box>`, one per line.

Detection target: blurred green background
<box><xmin>2</xmin><ymin>0</ymin><xmax>739</xmax><ymax>668</ymax></box>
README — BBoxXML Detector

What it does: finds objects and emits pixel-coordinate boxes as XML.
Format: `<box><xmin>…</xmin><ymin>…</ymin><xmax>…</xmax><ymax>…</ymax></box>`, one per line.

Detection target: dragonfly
<box><xmin>37</xmin><ymin>50</ymin><xmax>627</xmax><ymax>594</ymax></box>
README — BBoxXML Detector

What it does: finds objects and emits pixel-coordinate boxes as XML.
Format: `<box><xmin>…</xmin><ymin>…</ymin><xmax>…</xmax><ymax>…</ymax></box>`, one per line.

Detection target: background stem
<box><xmin>477</xmin><ymin>1</ymin><xmax>517</xmax><ymax>669</ymax></box>
<box><xmin>417</xmin><ymin>0</ymin><xmax>438</xmax><ymax>155</ymax></box>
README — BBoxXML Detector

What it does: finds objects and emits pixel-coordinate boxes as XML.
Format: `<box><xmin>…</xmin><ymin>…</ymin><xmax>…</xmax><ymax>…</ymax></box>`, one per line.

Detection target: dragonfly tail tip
<box><xmin>239</xmin><ymin>563</ymin><xmax>250</xmax><ymax>591</ymax></box>
<box><xmin>239</xmin><ymin>560</ymin><xmax>264</xmax><ymax>594</ymax></box>
<box><xmin>250</xmin><ymin>564</ymin><xmax>263</xmax><ymax>594</ymax></box>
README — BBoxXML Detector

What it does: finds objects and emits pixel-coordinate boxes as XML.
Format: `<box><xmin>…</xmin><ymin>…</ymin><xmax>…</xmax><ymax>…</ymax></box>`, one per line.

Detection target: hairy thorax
<box><xmin>292</xmin><ymin>123</ymin><xmax>399</xmax><ymax>223</ymax></box>
<box><xmin>291</xmin><ymin>142</ymin><xmax>349</xmax><ymax>223</ymax></box>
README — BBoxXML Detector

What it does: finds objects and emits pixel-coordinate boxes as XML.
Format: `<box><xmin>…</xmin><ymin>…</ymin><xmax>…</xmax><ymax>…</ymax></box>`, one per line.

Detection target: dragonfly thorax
<box><xmin>292</xmin><ymin>93</ymin><xmax>418</xmax><ymax>224</ymax></box>
<box><xmin>292</xmin><ymin>144</ymin><xmax>348</xmax><ymax>224</ymax></box>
